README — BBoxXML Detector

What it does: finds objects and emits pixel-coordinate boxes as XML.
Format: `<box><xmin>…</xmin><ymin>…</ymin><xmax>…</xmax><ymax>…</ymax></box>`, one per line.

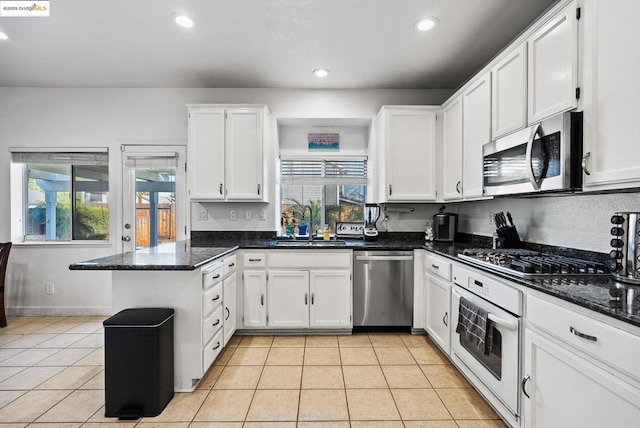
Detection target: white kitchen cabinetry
<box><xmin>523</xmin><ymin>293</ymin><xmax>640</xmax><ymax>427</ymax></box>
<box><xmin>267</xmin><ymin>270</ymin><xmax>310</xmax><ymax>328</ymax></box>
<box><xmin>111</xmin><ymin>251</ymin><xmax>237</xmax><ymax>392</ymax></box>
<box><xmin>527</xmin><ymin>1</ymin><xmax>578</xmax><ymax>124</ymax></box>
<box><xmin>441</xmin><ymin>97</ymin><xmax>464</xmax><ymax>201</ymax></box>
<box><xmin>462</xmin><ymin>72</ymin><xmax>491</xmax><ymax>199</ymax></box>
<box><xmin>223</xmin><ymin>271</ymin><xmax>237</xmax><ymax>346</ymax></box>
<box><xmin>491</xmin><ymin>43</ymin><xmax>527</xmax><ymax>138</ymax></box>
<box><xmin>377</xmin><ymin>106</ymin><xmax>437</xmax><ymax>202</ymax></box>
<box><xmin>309</xmin><ymin>270</ymin><xmax>352</xmax><ymax>328</ymax></box>
<box><xmin>241</xmin><ymin>252</ymin><xmax>267</xmax><ymax>329</ymax></box>
<box><xmin>424</xmin><ymin>254</ymin><xmax>452</xmax><ymax>354</ymax></box>
<box><xmin>187</xmin><ymin>104</ymin><xmax>269</xmax><ymax>202</ymax></box>
<box><xmin>581</xmin><ymin>0</ymin><xmax>640</xmax><ymax>191</ymax></box>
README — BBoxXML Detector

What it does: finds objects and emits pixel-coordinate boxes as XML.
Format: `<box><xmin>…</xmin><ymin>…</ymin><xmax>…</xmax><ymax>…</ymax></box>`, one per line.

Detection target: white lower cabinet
<box><xmin>424</xmin><ymin>273</ymin><xmax>451</xmax><ymax>354</ymax></box>
<box><xmin>523</xmin><ymin>293</ymin><xmax>640</xmax><ymax>427</ymax></box>
<box><xmin>223</xmin><ymin>271</ymin><xmax>237</xmax><ymax>345</ymax></box>
<box><xmin>240</xmin><ymin>250</ymin><xmax>352</xmax><ymax>330</ymax></box>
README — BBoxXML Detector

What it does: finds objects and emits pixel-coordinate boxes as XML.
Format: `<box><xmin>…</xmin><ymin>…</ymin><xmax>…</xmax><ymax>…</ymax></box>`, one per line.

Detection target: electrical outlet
<box><xmin>259</xmin><ymin>209</ymin><xmax>267</xmax><ymax>221</ymax></box>
<box><xmin>46</xmin><ymin>282</ymin><xmax>54</xmax><ymax>295</ymax></box>
<box><xmin>197</xmin><ymin>209</ymin><xmax>208</xmax><ymax>221</ymax></box>
<box><xmin>245</xmin><ymin>210</ymin><xmax>252</xmax><ymax>220</ymax></box>
<box><xmin>489</xmin><ymin>212</ymin><xmax>494</xmax><ymax>225</ymax></box>
<box><xmin>229</xmin><ymin>210</ymin><xmax>237</xmax><ymax>221</ymax></box>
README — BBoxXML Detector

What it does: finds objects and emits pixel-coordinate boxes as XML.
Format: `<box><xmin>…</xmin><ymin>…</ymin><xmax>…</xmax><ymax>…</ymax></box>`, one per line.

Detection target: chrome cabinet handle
<box><xmin>212</xmin><ymin>294</ymin><xmax>220</xmax><ymax>301</ymax></box>
<box><xmin>456</xmin><ymin>181</ymin><xmax>461</xmax><ymax>194</ymax></box>
<box><xmin>212</xmin><ymin>319</ymin><xmax>220</xmax><ymax>327</ymax></box>
<box><xmin>442</xmin><ymin>312</ymin><xmax>448</xmax><ymax>327</ymax></box>
<box><xmin>219</xmin><ymin>183</ymin><xmax>223</xmax><ymax>194</ymax></box>
<box><xmin>305</xmin><ymin>293</ymin><xmax>308</xmax><ymax>305</ymax></box>
<box><xmin>225</xmin><ymin>307</ymin><xmax>230</xmax><ymax>320</ymax></box>
<box><xmin>212</xmin><ymin>341</ymin><xmax>221</xmax><ymax>351</ymax></box>
<box><xmin>582</xmin><ymin>152</ymin><xmax>592</xmax><ymax>176</ymax></box>
<box><xmin>248</xmin><ymin>258</ymin><xmax>262</xmax><ymax>262</ymax></box>
<box><xmin>389</xmin><ymin>184</ymin><xmax>392</xmax><ymax>196</ymax></box>
<box><xmin>570</xmin><ymin>326</ymin><xmax>597</xmax><ymax>342</ymax></box>
<box><xmin>257</xmin><ymin>183</ymin><xmax>261</xmax><ymax>195</ymax></box>
<box><xmin>228</xmin><ymin>262</ymin><xmax>235</xmax><ymax>268</ymax></box>
<box><xmin>260</xmin><ymin>294</ymin><xmax>264</xmax><ymax>305</ymax></box>
<box><xmin>522</xmin><ymin>375</ymin><xmax>531</xmax><ymax>399</ymax></box>
<box><xmin>431</xmin><ymin>264</ymin><xmax>439</xmax><ymax>269</ymax></box>
<box><xmin>212</xmin><ymin>274</ymin><xmax>221</xmax><ymax>279</ymax></box>
<box><xmin>311</xmin><ymin>293</ymin><xmax>315</xmax><ymax>305</ymax></box>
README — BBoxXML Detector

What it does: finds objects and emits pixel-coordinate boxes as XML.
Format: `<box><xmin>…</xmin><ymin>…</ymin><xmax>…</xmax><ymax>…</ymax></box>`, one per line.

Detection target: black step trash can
<box><xmin>103</xmin><ymin>308</ymin><xmax>174</xmax><ymax>420</ymax></box>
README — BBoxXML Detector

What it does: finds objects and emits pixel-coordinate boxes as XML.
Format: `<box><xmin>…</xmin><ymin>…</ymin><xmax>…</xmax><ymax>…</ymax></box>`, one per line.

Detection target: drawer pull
<box><xmin>248</xmin><ymin>258</ymin><xmax>262</xmax><ymax>262</ymax></box>
<box><xmin>212</xmin><ymin>295</ymin><xmax>221</xmax><ymax>301</ymax></box>
<box><xmin>225</xmin><ymin>307</ymin><xmax>230</xmax><ymax>320</ymax></box>
<box><xmin>261</xmin><ymin>294</ymin><xmax>264</xmax><ymax>306</ymax></box>
<box><xmin>431</xmin><ymin>264</ymin><xmax>439</xmax><ymax>269</ymax></box>
<box><xmin>212</xmin><ymin>274</ymin><xmax>221</xmax><ymax>279</ymax></box>
<box><xmin>570</xmin><ymin>326</ymin><xmax>597</xmax><ymax>342</ymax></box>
<box><xmin>228</xmin><ymin>262</ymin><xmax>235</xmax><ymax>268</ymax></box>
<box><xmin>212</xmin><ymin>319</ymin><xmax>220</xmax><ymax>327</ymax></box>
<box><xmin>212</xmin><ymin>341</ymin><xmax>221</xmax><ymax>351</ymax></box>
<box><xmin>522</xmin><ymin>375</ymin><xmax>531</xmax><ymax>399</ymax></box>
<box><xmin>442</xmin><ymin>312</ymin><xmax>448</xmax><ymax>327</ymax></box>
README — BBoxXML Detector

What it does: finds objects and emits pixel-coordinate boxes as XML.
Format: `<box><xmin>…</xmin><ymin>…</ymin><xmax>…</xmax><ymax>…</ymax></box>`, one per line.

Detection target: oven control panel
<box><xmin>453</xmin><ymin>264</ymin><xmax>523</xmax><ymax>316</ymax></box>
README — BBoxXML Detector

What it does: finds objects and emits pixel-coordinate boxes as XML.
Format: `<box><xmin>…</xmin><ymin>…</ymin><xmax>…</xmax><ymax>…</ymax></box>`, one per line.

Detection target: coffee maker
<box><xmin>364</xmin><ymin>203</ymin><xmax>380</xmax><ymax>241</ymax></box>
<box><xmin>433</xmin><ymin>205</ymin><xmax>458</xmax><ymax>242</ymax></box>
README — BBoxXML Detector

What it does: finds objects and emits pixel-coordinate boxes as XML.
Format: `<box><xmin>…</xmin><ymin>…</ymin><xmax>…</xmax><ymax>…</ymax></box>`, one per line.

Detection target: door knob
<box><xmin>122</xmin><ymin>236</ymin><xmax>131</xmax><ymax>242</ymax></box>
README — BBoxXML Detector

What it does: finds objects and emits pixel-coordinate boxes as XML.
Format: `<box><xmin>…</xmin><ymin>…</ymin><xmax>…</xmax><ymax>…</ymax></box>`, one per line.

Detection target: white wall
<box><xmin>0</xmin><ymin>87</ymin><xmax>449</xmax><ymax>315</ymax></box>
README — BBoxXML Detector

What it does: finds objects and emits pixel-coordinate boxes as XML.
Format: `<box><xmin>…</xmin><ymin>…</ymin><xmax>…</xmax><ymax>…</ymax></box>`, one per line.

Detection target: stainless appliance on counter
<box><xmin>483</xmin><ymin>111</ymin><xmax>583</xmax><ymax>196</ymax></box>
<box><xmin>433</xmin><ymin>205</ymin><xmax>458</xmax><ymax>242</ymax></box>
<box><xmin>363</xmin><ymin>204</ymin><xmax>380</xmax><ymax>241</ymax></box>
<box><xmin>353</xmin><ymin>250</ymin><xmax>413</xmax><ymax>330</ymax></box>
<box><xmin>609</xmin><ymin>212</ymin><xmax>640</xmax><ymax>284</ymax></box>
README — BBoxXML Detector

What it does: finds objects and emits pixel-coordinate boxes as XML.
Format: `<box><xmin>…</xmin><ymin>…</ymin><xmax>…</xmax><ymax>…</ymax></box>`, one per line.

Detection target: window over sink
<box><xmin>10</xmin><ymin>149</ymin><xmax>110</xmax><ymax>243</ymax></box>
<box><xmin>279</xmin><ymin>157</ymin><xmax>366</xmax><ymax>236</ymax></box>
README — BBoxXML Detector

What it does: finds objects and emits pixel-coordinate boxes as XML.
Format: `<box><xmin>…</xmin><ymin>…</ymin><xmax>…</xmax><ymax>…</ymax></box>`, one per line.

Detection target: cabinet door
<box><xmin>581</xmin><ymin>0</ymin><xmax>640</xmax><ymax>190</ymax></box>
<box><xmin>462</xmin><ymin>73</ymin><xmax>491</xmax><ymax>199</ymax></box>
<box><xmin>441</xmin><ymin>97</ymin><xmax>464</xmax><ymax>201</ymax></box>
<box><xmin>524</xmin><ymin>329</ymin><xmax>640</xmax><ymax>428</ymax></box>
<box><xmin>267</xmin><ymin>270</ymin><xmax>310</xmax><ymax>328</ymax></box>
<box><xmin>424</xmin><ymin>273</ymin><xmax>451</xmax><ymax>354</ymax></box>
<box><xmin>384</xmin><ymin>108</ymin><xmax>437</xmax><ymax>202</ymax></box>
<box><xmin>225</xmin><ymin>108</ymin><xmax>264</xmax><ymax>201</ymax></box>
<box><xmin>223</xmin><ymin>271</ymin><xmax>237</xmax><ymax>346</ymax></box>
<box><xmin>309</xmin><ymin>270</ymin><xmax>351</xmax><ymax>328</ymax></box>
<box><xmin>492</xmin><ymin>43</ymin><xmax>527</xmax><ymax>138</ymax></box>
<box><xmin>187</xmin><ymin>108</ymin><xmax>225</xmax><ymax>200</ymax></box>
<box><xmin>243</xmin><ymin>270</ymin><xmax>267</xmax><ymax>328</ymax></box>
<box><xmin>527</xmin><ymin>1</ymin><xmax>578</xmax><ymax>124</ymax></box>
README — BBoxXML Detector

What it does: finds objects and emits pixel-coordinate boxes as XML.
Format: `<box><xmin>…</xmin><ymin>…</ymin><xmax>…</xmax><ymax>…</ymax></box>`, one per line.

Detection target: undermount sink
<box><xmin>275</xmin><ymin>240</ymin><xmax>347</xmax><ymax>247</ymax></box>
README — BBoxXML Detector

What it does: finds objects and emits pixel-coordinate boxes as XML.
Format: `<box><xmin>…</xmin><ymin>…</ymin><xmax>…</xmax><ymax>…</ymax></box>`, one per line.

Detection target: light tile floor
<box><xmin>0</xmin><ymin>316</ymin><xmax>508</xmax><ymax>427</ymax></box>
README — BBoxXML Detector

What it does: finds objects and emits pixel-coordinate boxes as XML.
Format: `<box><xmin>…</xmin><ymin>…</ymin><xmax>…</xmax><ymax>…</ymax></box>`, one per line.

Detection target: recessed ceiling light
<box><xmin>313</xmin><ymin>69</ymin><xmax>330</xmax><ymax>78</ymax></box>
<box><xmin>0</xmin><ymin>31</ymin><xmax>9</xmax><ymax>40</ymax></box>
<box><xmin>415</xmin><ymin>17</ymin><xmax>438</xmax><ymax>32</ymax></box>
<box><xmin>172</xmin><ymin>13</ymin><xmax>196</xmax><ymax>28</ymax></box>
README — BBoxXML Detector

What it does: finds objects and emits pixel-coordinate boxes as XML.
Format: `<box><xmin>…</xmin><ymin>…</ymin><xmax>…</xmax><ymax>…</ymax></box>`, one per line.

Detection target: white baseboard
<box><xmin>7</xmin><ymin>306</ymin><xmax>113</xmax><ymax>317</ymax></box>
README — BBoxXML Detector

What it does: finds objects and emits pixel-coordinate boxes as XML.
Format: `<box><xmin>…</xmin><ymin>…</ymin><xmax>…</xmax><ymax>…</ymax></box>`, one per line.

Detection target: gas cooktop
<box><xmin>458</xmin><ymin>248</ymin><xmax>611</xmax><ymax>278</ymax></box>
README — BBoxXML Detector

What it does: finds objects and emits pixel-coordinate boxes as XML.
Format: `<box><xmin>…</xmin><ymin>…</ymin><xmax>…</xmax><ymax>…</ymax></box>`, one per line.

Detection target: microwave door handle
<box><xmin>525</xmin><ymin>124</ymin><xmax>543</xmax><ymax>190</ymax></box>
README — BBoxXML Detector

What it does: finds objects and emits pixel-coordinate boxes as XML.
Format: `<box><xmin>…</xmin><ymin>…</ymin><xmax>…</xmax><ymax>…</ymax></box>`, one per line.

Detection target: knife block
<box><xmin>496</xmin><ymin>226</ymin><xmax>521</xmax><ymax>248</ymax></box>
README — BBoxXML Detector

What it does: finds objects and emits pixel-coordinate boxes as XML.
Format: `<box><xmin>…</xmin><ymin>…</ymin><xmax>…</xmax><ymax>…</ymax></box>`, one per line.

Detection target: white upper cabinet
<box><xmin>492</xmin><ymin>43</ymin><xmax>527</xmax><ymax>138</ymax></box>
<box><xmin>378</xmin><ymin>106</ymin><xmax>437</xmax><ymax>202</ymax></box>
<box><xmin>441</xmin><ymin>97</ymin><xmax>464</xmax><ymax>201</ymax></box>
<box><xmin>581</xmin><ymin>0</ymin><xmax>640</xmax><ymax>191</ymax></box>
<box><xmin>462</xmin><ymin>72</ymin><xmax>491</xmax><ymax>199</ymax></box>
<box><xmin>187</xmin><ymin>104</ymin><xmax>269</xmax><ymax>202</ymax></box>
<box><xmin>527</xmin><ymin>0</ymin><xmax>578</xmax><ymax>124</ymax></box>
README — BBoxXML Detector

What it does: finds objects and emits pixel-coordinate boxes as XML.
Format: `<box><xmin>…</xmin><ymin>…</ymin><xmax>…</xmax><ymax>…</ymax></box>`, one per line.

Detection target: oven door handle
<box><xmin>525</xmin><ymin>123</ymin><xmax>543</xmax><ymax>191</ymax></box>
<box><xmin>452</xmin><ymin>289</ymin><xmax>518</xmax><ymax>331</ymax></box>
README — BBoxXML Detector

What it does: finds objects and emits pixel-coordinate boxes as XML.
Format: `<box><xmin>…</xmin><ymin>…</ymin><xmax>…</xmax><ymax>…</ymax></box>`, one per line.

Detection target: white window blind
<box><xmin>123</xmin><ymin>152</ymin><xmax>179</xmax><ymax>169</ymax></box>
<box><xmin>281</xmin><ymin>158</ymin><xmax>367</xmax><ymax>185</ymax></box>
<box><xmin>12</xmin><ymin>151</ymin><xmax>108</xmax><ymax>165</ymax></box>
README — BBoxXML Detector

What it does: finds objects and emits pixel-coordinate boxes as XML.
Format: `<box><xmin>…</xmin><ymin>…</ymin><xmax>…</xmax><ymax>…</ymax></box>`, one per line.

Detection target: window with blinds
<box><xmin>280</xmin><ymin>157</ymin><xmax>367</xmax><ymax>236</ymax></box>
<box><xmin>11</xmin><ymin>149</ymin><xmax>110</xmax><ymax>242</ymax></box>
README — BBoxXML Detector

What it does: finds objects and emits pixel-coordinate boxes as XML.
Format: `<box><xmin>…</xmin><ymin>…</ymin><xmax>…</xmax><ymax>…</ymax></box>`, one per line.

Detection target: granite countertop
<box><xmin>69</xmin><ymin>232</ymin><xmax>640</xmax><ymax>329</ymax></box>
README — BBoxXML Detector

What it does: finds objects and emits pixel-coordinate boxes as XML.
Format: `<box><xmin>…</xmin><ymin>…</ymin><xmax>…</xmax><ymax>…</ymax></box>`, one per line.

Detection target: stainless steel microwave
<box><xmin>482</xmin><ymin>111</ymin><xmax>583</xmax><ymax>196</ymax></box>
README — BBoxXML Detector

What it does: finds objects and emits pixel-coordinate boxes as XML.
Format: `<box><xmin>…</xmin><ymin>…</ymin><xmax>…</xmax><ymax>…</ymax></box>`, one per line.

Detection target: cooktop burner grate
<box><xmin>458</xmin><ymin>248</ymin><xmax>610</xmax><ymax>278</ymax></box>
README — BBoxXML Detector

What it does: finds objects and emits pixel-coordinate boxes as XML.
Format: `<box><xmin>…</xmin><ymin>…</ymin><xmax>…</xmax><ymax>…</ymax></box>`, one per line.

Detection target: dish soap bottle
<box><xmin>323</xmin><ymin>224</ymin><xmax>330</xmax><ymax>241</ymax></box>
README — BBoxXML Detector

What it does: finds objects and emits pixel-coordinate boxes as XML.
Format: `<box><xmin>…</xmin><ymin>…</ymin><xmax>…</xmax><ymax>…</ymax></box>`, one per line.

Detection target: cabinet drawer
<box><xmin>243</xmin><ymin>252</ymin><xmax>266</xmax><ymax>269</ymax></box>
<box><xmin>224</xmin><ymin>254</ymin><xmax>237</xmax><ymax>276</ymax></box>
<box><xmin>203</xmin><ymin>264</ymin><xmax>224</xmax><ymax>289</ymax></box>
<box><xmin>203</xmin><ymin>304</ymin><xmax>224</xmax><ymax>344</ymax></box>
<box><xmin>269</xmin><ymin>251</ymin><xmax>351</xmax><ymax>269</ymax></box>
<box><xmin>425</xmin><ymin>254</ymin><xmax>451</xmax><ymax>281</ymax></box>
<box><xmin>202</xmin><ymin>282</ymin><xmax>223</xmax><ymax>317</ymax></box>
<box><xmin>203</xmin><ymin>329</ymin><xmax>224</xmax><ymax>371</ymax></box>
<box><xmin>527</xmin><ymin>294</ymin><xmax>640</xmax><ymax>381</ymax></box>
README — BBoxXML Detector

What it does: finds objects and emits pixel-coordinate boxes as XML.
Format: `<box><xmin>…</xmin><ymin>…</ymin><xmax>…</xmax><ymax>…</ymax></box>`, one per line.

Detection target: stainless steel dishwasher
<box><xmin>353</xmin><ymin>250</ymin><xmax>414</xmax><ymax>330</ymax></box>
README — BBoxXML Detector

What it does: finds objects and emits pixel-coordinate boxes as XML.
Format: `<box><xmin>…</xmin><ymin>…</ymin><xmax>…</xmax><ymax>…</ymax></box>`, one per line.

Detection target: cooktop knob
<box><xmin>609</xmin><ymin>250</ymin><xmax>623</xmax><ymax>259</ymax></box>
<box><xmin>611</xmin><ymin>227</ymin><xmax>625</xmax><ymax>236</ymax></box>
<box><xmin>607</xmin><ymin>260</ymin><xmax>622</xmax><ymax>272</ymax></box>
<box><xmin>610</xmin><ymin>238</ymin><xmax>624</xmax><ymax>248</ymax></box>
<box><xmin>611</xmin><ymin>215</ymin><xmax>625</xmax><ymax>224</ymax></box>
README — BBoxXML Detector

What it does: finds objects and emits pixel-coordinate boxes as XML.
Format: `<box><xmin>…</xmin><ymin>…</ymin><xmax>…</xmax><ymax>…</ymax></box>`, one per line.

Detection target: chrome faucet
<box><xmin>303</xmin><ymin>205</ymin><xmax>314</xmax><ymax>241</ymax></box>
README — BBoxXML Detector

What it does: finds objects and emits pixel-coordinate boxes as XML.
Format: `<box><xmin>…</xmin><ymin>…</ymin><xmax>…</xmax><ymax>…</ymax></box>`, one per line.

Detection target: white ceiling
<box><xmin>0</xmin><ymin>0</ymin><xmax>558</xmax><ymax>89</ymax></box>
